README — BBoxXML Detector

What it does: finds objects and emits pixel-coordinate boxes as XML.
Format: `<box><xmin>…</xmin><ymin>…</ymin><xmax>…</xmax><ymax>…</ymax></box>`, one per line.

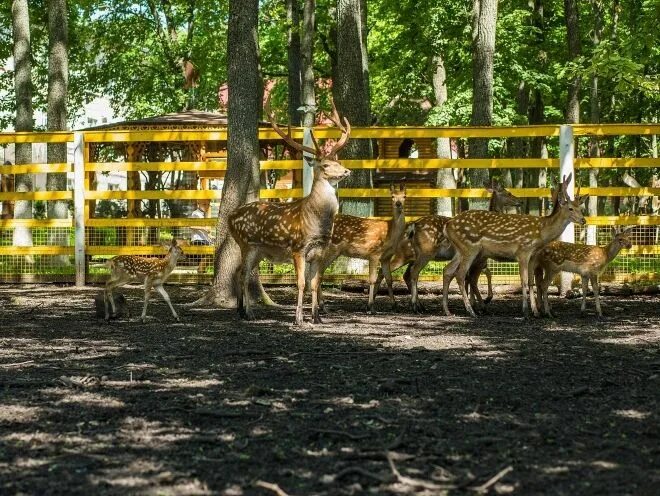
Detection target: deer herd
<box><xmin>102</xmin><ymin>98</ymin><xmax>635</xmax><ymax>325</ymax></box>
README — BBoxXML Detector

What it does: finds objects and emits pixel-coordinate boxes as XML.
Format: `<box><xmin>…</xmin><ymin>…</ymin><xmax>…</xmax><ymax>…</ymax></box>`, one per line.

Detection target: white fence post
<box><xmin>302</xmin><ymin>127</ymin><xmax>314</xmax><ymax>196</ymax></box>
<box><xmin>559</xmin><ymin>124</ymin><xmax>575</xmax><ymax>294</ymax></box>
<box><xmin>73</xmin><ymin>132</ymin><xmax>86</xmax><ymax>287</ymax></box>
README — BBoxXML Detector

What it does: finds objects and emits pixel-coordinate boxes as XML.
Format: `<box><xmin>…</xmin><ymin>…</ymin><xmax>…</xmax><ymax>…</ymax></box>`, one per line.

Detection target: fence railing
<box><xmin>0</xmin><ymin>124</ymin><xmax>658</xmax><ymax>286</ymax></box>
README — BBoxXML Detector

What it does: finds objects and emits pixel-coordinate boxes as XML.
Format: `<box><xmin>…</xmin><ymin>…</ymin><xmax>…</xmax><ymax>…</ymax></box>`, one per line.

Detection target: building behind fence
<box><xmin>0</xmin><ymin>123</ymin><xmax>658</xmax><ymax>287</ymax></box>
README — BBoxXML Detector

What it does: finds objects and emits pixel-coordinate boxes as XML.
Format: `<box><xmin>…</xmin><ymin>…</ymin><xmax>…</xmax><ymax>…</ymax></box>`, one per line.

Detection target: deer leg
<box><xmin>483</xmin><ymin>266</ymin><xmax>493</xmax><ymax>304</ymax></box>
<box><xmin>380</xmin><ymin>258</ymin><xmax>396</xmax><ymax>309</ymax></box>
<box><xmin>442</xmin><ymin>254</ymin><xmax>461</xmax><ymax>316</ymax></box>
<box><xmin>155</xmin><ymin>284</ymin><xmax>179</xmax><ymax>321</ymax></box>
<box><xmin>140</xmin><ymin>277</ymin><xmax>154</xmax><ymax>323</ymax></box>
<box><xmin>455</xmin><ymin>252</ymin><xmax>480</xmax><ymax>318</ymax></box>
<box><xmin>581</xmin><ymin>276</ymin><xmax>590</xmax><ymax>313</ymax></box>
<box><xmin>239</xmin><ymin>249</ymin><xmax>260</xmax><ymax>321</ymax></box>
<box><xmin>104</xmin><ymin>276</ymin><xmax>128</xmax><ymax>321</ymax></box>
<box><xmin>367</xmin><ymin>258</ymin><xmax>379</xmax><ymax>314</ymax></box>
<box><xmin>293</xmin><ymin>253</ymin><xmax>306</xmax><ymax>326</ymax></box>
<box><xmin>309</xmin><ymin>260</ymin><xmax>323</xmax><ymax>324</ymax></box>
<box><xmin>519</xmin><ymin>256</ymin><xmax>538</xmax><ymax>318</ymax></box>
<box><xmin>409</xmin><ymin>254</ymin><xmax>432</xmax><ymax>313</ymax></box>
<box><xmin>591</xmin><ymin>274</ymin><xmax>602</xmax><ymax>317</ymax></box>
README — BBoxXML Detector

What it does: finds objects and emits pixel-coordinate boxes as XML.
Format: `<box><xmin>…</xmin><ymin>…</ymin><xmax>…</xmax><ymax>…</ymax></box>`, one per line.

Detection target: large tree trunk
<box><xmin>287</xmin><ymin>0</ymin><xmax>302</xmax><ymax>125</ymax></box>
<box><xmin>468</xmin><ymin>0</ymin><xmax>498</xmax><ymax>210</ymax></box>
<box><xmin>203</xmin><ymin>0</ymin><xmax>264</xmax><ymax>307</ymax></box>
<box><xmin>334</xmin><ymin>0</ymin><xmax>372</xmax><ymax>219</ymax></box>
<box><xmin>46</xmin><ymin>0</ymin><xmax>69</xmax><ymax>265</ymax></box>
<box><xmin>432</xmin><ymin>53</ymin><xmax>455</xmax><ymax>217</ymax></box>
<box><xmin>564</xmin><ymin>0</ymin><xmax>581</xmax><ymax>123</ymax></box>
<box><xmin>11</xmin><ymin>0</ymin><xmax>34</xmax><ymax>257</ymax></box>
<box><xmin>587</xmin><ymin>0</ymin><xmax>603</xmax><ymax>245</ymax></box>
<box><xmin>301</xmin><ymin>0</ymin><xmax>316</xmax><ymax>128</ymax></box>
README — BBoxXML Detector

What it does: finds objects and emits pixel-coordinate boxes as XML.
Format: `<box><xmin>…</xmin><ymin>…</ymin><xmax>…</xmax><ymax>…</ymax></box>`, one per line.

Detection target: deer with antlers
<box><xmin>317</xmin><ymin>183</ymin><xmax>407</xmax><ymax>313</ymax></box>
<box><xmin>228</xmin><ymin>95</ymin><xmax>351</xmax><ymax>326</ymax></box>
<box><xmin>531</xmin><ymin>227</ymin><xmax>634</xmax><ymax>317</ymax></box>
<box><xmin>442</xmin><ymin>174</ymin><xmax>586</xmax><ymax>318</ymax></box>
<box><xmin>376</xmin><ymin>182</ymin><xmax>521</xmax><ymax>312</ymax></box>
<box><xmin>104</xmin><ymin>239</ymin><xmax>185</xmax><ymax>323</ymax></box>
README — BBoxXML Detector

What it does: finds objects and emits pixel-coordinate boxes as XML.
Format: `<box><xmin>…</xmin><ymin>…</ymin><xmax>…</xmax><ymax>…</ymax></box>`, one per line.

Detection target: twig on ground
<box><xmin>335</xmin><ymin>466</ymin><xmax>392</xmax><ymax>483</ymax></box>
<box><xmin>386</xmin><ymin>451</ymin><xmax>451</xmax><ymax>490</ymax></box>
<box><xmin>254</xmin><ymin>480</ymin><xmax>292</xmax><ymax>496</ymax></box>
<box><xmin>311</xmin><ymin>428</ymin><xmax>370</xmax><ymax>440</ymax></box>
<box><xmin>469</xmin><ymin>465</ymin><xmax>513</xmax><ymax>493</ymax></box>
<box><xmin>0</xmin><ymin>360</ymin><xmax>34</xmax><ymax>368</ymax></box>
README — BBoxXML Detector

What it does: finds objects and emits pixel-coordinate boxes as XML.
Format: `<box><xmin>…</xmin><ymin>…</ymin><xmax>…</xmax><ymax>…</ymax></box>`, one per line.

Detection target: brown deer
<box><xmin>104</xmin><ymin>239</ymin><xmax>185</xmax><ymax>323</ymax></box>
<box><xmin>317</xmin><ymin>183</ymin><xmax>407</xmax><ymax>313</ymax></box>
<box><xmin>532</xmin><ymin>227</ymin><xmax>634</xmax><ymax>317</ymax></box>
<box><xmin>386</xmin><ymin>182</ymin><xmax>521</xmax><ymax>312</ymax></box>
<box><xmin>228</xmin><ymin>96</ymin><xmax>351</xmax><ymax>326</ymax></box>
<box><xmin>442</xmin><ymin>174</ymin><xmax>586</xmax><ymax>318</ymax></box>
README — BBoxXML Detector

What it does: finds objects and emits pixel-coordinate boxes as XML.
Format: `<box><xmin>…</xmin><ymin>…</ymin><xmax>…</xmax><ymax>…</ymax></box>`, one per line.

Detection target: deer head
<box><xmin>265</xmin><ymin>91</ymin><xmax>351</xmax><ymax>186</ymax></box>
<box><xmin>390</xmin><ymin>183</ymin><xmax>406</xmax><ymax>216</ymax></box>
<box><xmin>610</xmin><ymin>226</ymin><xmax>634</xmax><ymax>250</ymax></box>
<box><xmin>487</xmin><ymin>180</ymin><xmax>522</xmax><ymax>211</ymax></box>
<box><xmin>556</xmin><ymin>173</ymin><xmax>587</xmax><ymax>225</ymax></box>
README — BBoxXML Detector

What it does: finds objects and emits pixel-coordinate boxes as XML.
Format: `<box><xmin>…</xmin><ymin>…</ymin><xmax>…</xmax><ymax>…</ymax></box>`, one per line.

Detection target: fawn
<box><xmin>104</xmin><ymin>239</ymin><xmax>185</xmax><ymax>323</ymax></box>
<box><xmin>318</xmin><ymin>183</ymin><xmax>407</xmax><ymax>313</ymax></box>
<box><xmin>532</xmin><ymin>227</ymin><xmax>634</xmax><ymax>317</ymax></box>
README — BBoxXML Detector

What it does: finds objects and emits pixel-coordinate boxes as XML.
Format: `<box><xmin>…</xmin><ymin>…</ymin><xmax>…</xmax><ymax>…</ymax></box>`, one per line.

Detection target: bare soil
<box><xmin>0</xmin><ymin>284</ymin><xmax>658</xmax><ymax>496</ymax></box>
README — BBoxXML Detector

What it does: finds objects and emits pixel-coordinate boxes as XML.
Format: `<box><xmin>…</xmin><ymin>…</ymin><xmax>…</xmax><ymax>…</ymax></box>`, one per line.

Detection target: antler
<box><xmin>265</xmin><ymin>91</ymin><xmax>320</xmax><ymax>157</ymax></box>
<box><xmin>325</xmin><ymin>100</ymin><xmax>351</xmax><ymax>158</ymax></box>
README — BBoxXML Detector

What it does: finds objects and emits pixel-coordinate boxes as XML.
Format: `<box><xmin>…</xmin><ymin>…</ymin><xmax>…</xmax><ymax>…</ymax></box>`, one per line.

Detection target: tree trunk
<box><xmin>301</xmin><ymin>0</ymin><xmax>316</xmax><ymax>128</ymax></box>
<box><xmin>564</xmin><ymin>0</ymin><xmax>581</xmax><ymax>123</ymax></box>
<box><xmin>11</xmin><ymin>0</ymin><xmax>34</xmax><ymax>256</ymax></box>
<box><xmin>468</xmin><ymin>0</ymin><xmax>498</xmax><ymax>210</ymax></box>
<box><xmin>204</xmin><ymin>0</ymin><xmax>263</xmax><ymax>307</ymax></box>
<box><xmin>335</xmin><ymin>0</ymin><xmax>372</xmax><ymax>219</ymax></box>
<box><xmin>587</xmin><ymin>0</ymin><xmax>603</xmax><ymax>245</ymax></box>
<box><xmin>46</xmin><ymin>0</ymin><xmax>69</xmax><ymax>265</ymax></box>
<box><xmin>287</xmin><ymin>0</ymin><xmax>302</xmax><ymax>125</ymax></box>
<box><xmin>512</xmin><ymin>81</ymin><xmax>529</xmax><ymax>193</ymax></box>
<box><xmin>432</xmin><ymin>53</ymin><xmax>455</xmax><ymax>217</ymax></box>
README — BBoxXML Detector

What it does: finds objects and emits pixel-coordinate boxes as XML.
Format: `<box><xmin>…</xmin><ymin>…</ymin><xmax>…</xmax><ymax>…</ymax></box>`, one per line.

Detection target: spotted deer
<box><xmin>531</xmin><ymin>227</ymin><xmax>634</xmax><ymax>317</ymax></box>
<box><xmin>318</xmin><ymin>183</ymin><xmax>407</xmax><ymax>313</ymax></box>
<box><xmin>104</xmin><ymin>239</ymin><xmax>185</xmax><ymax>323</ymax></box>
<box><xmin>381</xmin><ymin>182</ymin><xmax>521</xmax><ymax>312</ymax></box>
<box><xmin>442</xmin><ymin>174</ymin><xmax>586</xmax><ymax>318</ymax></box>
<box><xmin>228</xmin><ymin>95</ymin><xmax>351</xmax><ymax>326</ymax></box>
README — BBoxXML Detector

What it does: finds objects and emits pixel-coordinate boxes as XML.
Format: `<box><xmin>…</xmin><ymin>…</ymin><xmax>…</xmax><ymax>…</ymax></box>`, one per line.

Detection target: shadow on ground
<box><xmin>0</xmin><ymin>284</ymin><xmax>658</xmax><ymax>495</ymax></box>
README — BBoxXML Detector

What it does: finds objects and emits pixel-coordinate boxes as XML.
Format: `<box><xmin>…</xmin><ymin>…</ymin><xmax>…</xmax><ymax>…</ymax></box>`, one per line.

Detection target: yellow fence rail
<box><xmin>0</xmin><ymin>124</ymin><xmax>658</xmax><ymax>286</ymax></box>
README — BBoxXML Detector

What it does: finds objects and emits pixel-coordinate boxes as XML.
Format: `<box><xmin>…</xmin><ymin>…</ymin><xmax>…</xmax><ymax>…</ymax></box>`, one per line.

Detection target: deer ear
<box><xmin>400</xmin><ymin>183</ymin><xmax>405</xmax><ymax>192</ymax></box>
<box><xmin>390</xmin><ymin>183</ymin><xmax>395</xmax><ymax>193</ymax></box>
<box><xmin>578</xmin><ymin>194</ymin><xmax>588</xmax><ymax>205</ymax></box>
<box><xmin>486</xmin><ymin>187</ymin><xmax>494</xmax><ymax>194</ymax></box>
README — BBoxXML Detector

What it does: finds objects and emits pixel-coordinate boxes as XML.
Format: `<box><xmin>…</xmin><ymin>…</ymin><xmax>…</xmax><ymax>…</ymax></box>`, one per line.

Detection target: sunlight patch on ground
<box><xmin>0</xmin><ymin>404</ymin><xmax>41</xmax><ymax>423</ymax></box>
<box><xmin>160</xmin><ymin>378</ymin><xmax>223</xmax><ymax>388</ymax></box>
<box><xmin>613</xmin><ymin>409</ymin><xmax>651</xmax><ymax>420</ymax></box>
<box><xmin>591</xmin><ymin>460</ymin><xmax>620</xmax><ymax>470</ymax></box>
<box><xmin>54</xmin><ymin>391</ymin><xmax>125</xmax><ymax>408</ymax></box>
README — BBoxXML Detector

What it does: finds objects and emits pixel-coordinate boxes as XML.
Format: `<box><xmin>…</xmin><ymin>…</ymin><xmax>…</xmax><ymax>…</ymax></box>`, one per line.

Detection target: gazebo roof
<box><xmin>83</xmin><ymin>109</ymin><xmax>272</xmax><ymax>131</ymax></box>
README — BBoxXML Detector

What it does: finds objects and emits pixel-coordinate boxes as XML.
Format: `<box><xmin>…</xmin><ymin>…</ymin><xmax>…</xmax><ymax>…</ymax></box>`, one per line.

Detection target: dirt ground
<box><xmin>0</xmin><ymin>283</ymin><xmax>658</xmax><ymax>496</ymax></box>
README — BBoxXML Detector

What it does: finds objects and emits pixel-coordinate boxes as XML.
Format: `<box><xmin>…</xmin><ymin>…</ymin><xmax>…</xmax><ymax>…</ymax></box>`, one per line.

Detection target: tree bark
<box><xmin>204</xmin><ymin>0</ymin><xmax>263</xmax><ymax>307</ymax></box>
<box><xmin>11</xmin><ymin>0</ymin><xmax>34</xmax><ymax>255</ymax></box>
<box><xmin>335</xmin><ymin>0</ymin><xmax>372</xmax><ymax>219</ymax></box>
<box><xmin>564</xmin><ymin>0</ymin><xmax>581</xmax><ymax>123</ymax></box>
<box><xmin>287</xmin><ymin>0</ymin><xmax>302</xmax><ymax>125</ymax></box>
<box><xmin>301</xmin><ymin>0</ymin><xmax>316</xmax><ymax>128</ymax></box>
<box><xmin>468</xmin><ymin>0</ymin><xmax>498</xmax><ymax>210</ymax></box>
<box><xmin>432</xmin><ymin>53</ymin><xmax>455</xmax><ymax>217</ymax></box>
<box><xmin>46</xmin><ymin>0</ymin><xmax>70</xmax><ymax>265</ymax></box>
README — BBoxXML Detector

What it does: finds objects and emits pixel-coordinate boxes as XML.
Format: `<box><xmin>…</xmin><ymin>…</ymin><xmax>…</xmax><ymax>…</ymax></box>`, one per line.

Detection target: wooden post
<box><xmin>73</xmin><ymin>132</ymin><xmax>86</xmax><ymax>287</ymax></box>
<box><xmin>559</xmin><ymin>124</ymin><xmax>575</xmax><ymax>294</ymax></box>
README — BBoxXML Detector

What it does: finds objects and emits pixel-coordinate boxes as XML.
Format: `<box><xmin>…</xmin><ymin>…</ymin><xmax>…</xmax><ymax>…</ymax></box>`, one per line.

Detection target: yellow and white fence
<box><xmin>0</xmin><ymin>124</ymin><xmax>658</xmax><ymax>286</ymax></box>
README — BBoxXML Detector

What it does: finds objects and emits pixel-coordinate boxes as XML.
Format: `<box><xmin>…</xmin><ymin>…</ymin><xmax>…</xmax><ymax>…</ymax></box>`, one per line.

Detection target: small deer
<box><xmin>104</xmin><ymin>239</ymin><xmax>185</xmax><ymax>323</ymax></box>
<box><xmin>229</xmin><ymin>94</ymin><xmax>351</xmax><ymax>326</ymax></box>
<box><xmin>442</xmin><ymin>174</ymin><xmax>586</xmax><ymax>318</ymax></box>
<box><xmin>318</xmin><ymin>183</ymin><xmax>407</xmax><ymax>313</ymax></box>
<box><xmin>392</xmin><ymin>182</ymin><xmax>521</xmax><ymax>312</ymax></box>
<box><xmin>532</xmin><ymin>227</ymin><xmax>634</xmax><ymax>317</ymax></box>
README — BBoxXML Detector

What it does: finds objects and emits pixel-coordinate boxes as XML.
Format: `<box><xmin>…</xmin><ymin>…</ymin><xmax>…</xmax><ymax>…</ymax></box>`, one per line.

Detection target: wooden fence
<box><xmin>0</xmin><ymin>124</ymin><xmax>658</xmax><ymax>286</ymax></box>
